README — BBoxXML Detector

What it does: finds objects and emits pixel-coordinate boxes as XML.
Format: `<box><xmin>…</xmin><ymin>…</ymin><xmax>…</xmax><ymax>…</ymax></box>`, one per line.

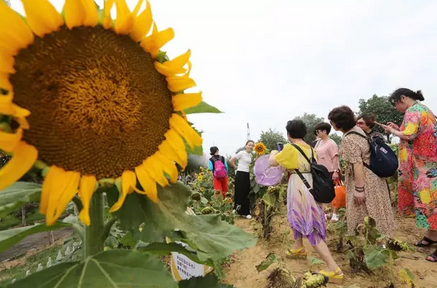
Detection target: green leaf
<box><xmin>363</xmin><ymin>246</ymin><xmax>389</xmax><ymax>270</ymax></box>
<box><xmin>308</xmin><ymin>256</ymin><xmax>325</xmax><ymax>266</ymax></box>
<box><xmin>0</xmin><ymin>222</ymin><xmax>70</xmax><ymax>253</ymax></box>
<box><xmin>184</xmin><ymin>101</ymin><xmax>222</xmax><ymax>114</ymax></box>
<box><xmin>256</xmin><ymin>253</ymin><xmax>280</xmax><ymax>272</ymax></box>
<box><xmin>186</xmin><ymin>144</ymin><xmax>203</xmax><ymax>156</ymax></box>
<box><xmin>262</xmin><ymin>193</ymin><xmax>277</xmax><ymax>207</ymax></box>
<box><xmin>108</xmin><ymin>183</ymin><xmax>257</xmax><ymax>262</ymax></box>
<box><xmin>0</xmin><ymin>182</ymin><xmax>41</xmax><ymax>218</ymax></box>
<box><xmin>8</xmin><ymin>250</ymin><xmax>177</xmax><ymax>288</ymax></box>
<box><xmin>179</xmin><ymin>275</ymin><xmax>233</xmax><ymax>288</ymax></box>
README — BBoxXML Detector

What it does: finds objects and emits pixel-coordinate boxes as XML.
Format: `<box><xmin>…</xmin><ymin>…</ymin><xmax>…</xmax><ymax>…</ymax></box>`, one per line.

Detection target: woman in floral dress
<box><xmin>384</xmin><ymin>88</ymin><xmax>437</xmax><ymax>262</ymax></box>
<box><xmin>328</xmin><ymin>106</ymin><xmax>395</xmax><ymax>237</ymax></box>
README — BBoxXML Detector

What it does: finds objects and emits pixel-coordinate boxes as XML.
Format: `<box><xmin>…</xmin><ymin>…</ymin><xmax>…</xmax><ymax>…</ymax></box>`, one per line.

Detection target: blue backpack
<box><xmin>347</xmin><ymin>131</ymin><xmax>398</xmax><ymax>178</ymax></box>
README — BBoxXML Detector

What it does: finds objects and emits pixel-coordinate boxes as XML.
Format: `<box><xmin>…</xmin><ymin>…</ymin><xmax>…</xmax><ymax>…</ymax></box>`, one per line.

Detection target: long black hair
<box><xmin>388</xmin><ymin>88</ymin><xmax>424</xmax><ymax>105</ymax></box>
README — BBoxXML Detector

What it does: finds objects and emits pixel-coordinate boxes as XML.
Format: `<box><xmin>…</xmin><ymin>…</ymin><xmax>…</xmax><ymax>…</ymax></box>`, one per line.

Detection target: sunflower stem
<box><xmin>84</xmin><ymin>191</ymin><xmax>105</xmax><ymax>258</ymax></box>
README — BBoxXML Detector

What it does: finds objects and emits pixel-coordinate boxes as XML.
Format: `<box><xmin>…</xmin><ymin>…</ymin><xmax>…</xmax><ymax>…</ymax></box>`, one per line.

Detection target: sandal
<box><xmin>318</xmin><ymin>267</ymin><xmax>344</xmax><ymax>284</ymax></box>
<box><xmin>285</xmin><ymin>247</ymin><xmax>307</xmax><ymax>259</ymax></box>
<box><xmin>426</xmin><ymin>250</ymin><xmax>437</xmax><ymax>263</ymax></box>
<box><xmin>415</xmin><ymin>236</ymin><xmax>437</xmax><ymax>247</ymax></box>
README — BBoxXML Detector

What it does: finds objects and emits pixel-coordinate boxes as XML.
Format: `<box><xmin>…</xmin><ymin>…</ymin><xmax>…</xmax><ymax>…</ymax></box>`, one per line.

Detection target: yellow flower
<box><xmin>254</xmin><ymin>142</ymin><xmax>266</xmax><ymax>155</ymax></box>
<box><xmin>0</xmin><ymin>0</ymin><xmax>203</xmax><ymax>226</ymax></box>
<box><xmin>200</xmin><ymin>187</ymin><xmax>204</xmax><ymax>192</ymax></box>
<box><xmin>197</xmin><ymin>175</ymin><xmax>203</xmax><ymax>181</ymax></box>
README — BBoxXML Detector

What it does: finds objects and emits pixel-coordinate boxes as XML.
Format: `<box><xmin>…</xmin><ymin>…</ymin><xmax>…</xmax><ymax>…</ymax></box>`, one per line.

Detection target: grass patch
<box><xmin>0</xmin><ymin>244</ymin><xmax>62</xmax><ymax>286</ymax></box>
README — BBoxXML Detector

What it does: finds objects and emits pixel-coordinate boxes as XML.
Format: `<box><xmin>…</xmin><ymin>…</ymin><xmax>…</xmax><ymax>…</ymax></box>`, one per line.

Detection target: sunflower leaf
<box><xmin>184</xmin><ymin>101</ymin><xmax>222</xmax><ymax>114</ymax></box>
<box><xmin>179</xmin><ymin>275</ymin><xmax>234</xmax><ymax>288</ymax></box>
<box><xmin>107</xmin><ymin>183</ymin><xmax>256</xmax><ymax>262</ymax></box>
<box><xmin>0</xmin><ymin>182</ymin><xmax>41</xmax><ymax>218</ymax></box>
<box><xmin>7</xmin><ymin>250</ymin><xmax>177</xmax><ymax>288</ymax></box>
<box><xmin>0</xmin><ymin>222</ymin><xmax>71</xmax><ymax>254</ymax></box>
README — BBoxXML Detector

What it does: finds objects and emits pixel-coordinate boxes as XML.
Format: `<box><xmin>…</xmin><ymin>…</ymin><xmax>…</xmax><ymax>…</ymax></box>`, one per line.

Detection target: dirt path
<box><xmin>0</xmin><ymin>228</ymin><xmax>73</xmax><ymax>262</ymax></box>
<box><xmin>224</xmin><ymin>215</ymin><xmax>437</xmax><ymax>288</ymax></box>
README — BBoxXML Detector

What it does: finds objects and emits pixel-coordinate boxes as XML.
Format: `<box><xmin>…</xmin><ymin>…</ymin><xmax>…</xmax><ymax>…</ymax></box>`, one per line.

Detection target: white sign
<box><xmin>170</xmin><ymin>251</ymin><xmax>213</xmax><ymax>281</ymax></box>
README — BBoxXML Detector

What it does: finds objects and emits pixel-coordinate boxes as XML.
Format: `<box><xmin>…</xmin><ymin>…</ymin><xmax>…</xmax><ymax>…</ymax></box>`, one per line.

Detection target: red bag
<box><xmin>332</xmin><ymin>180</ymin><xmax>346</xmax><ymax>208</ymax></box>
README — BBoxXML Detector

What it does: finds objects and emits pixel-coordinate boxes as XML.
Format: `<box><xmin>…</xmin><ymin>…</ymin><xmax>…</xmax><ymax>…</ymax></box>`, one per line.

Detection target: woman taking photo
<box><xmin>328</xmin><ymin>106</ymin><xmax>395</xmax><ymax>237</ymax></box>
<box><xmin>208</xmin><ymin>146</ymin><xmax>229</xmax><ymax>198</ymax></box>
<box><xmin>229</xmin><ymin>140</ymin><xmax>254</xmax><ymax>219</ymax></box>
<box><xmin>383</xmin><ymin>88</ymin><xmax>437</xmax><ymax>262</ymax></box>
<box><xmin>313</xmin><ymin>122</ymin><xmax>341</xmax><ymax>222</ymax></box>
<box><xmin>269</xmin><ymin>120</ymin><xmax>343</xmax><ymax>284</ymax></box>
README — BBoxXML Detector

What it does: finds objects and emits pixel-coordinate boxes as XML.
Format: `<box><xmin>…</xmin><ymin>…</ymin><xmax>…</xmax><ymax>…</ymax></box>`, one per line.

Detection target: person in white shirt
<box><xmin>229</xmin><ymin>140</ymin><xmax>254</xmax><ymax>219</ymax></box>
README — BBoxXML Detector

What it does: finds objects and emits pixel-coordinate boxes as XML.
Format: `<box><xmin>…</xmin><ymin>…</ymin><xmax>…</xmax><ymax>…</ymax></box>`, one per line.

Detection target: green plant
<box><xmin>256</xmin><ymin>253</ymin><xmax>328</xmax><ymax>288</ymax></box>
<box><xmin>255</xmin><ymin>185</ymin><xmax>286</xmax><ymax>239</ymax></box>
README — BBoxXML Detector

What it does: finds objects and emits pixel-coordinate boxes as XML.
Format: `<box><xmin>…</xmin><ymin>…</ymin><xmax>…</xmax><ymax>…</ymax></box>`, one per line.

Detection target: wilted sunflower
<box><xmin>254</xmin><ymin>142</ymin><xmax>266</xmax><ymax>155</ymax></box>
<box><xmin>0</xmin><ymin>0</ymin><xmax>202</xmax><ymax>226</ymax></box>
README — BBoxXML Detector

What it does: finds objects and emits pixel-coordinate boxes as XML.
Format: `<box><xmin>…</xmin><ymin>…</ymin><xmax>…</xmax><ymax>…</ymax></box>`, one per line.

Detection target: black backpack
<box><xmin>346</xmin><ymin>131</ymin><xmax>398</xmax><ymax>178</ymax></box>
<box><xmin>291</xmin><ymin>144</ymin><xmax>335</xmax><ymax>204</ymax></box>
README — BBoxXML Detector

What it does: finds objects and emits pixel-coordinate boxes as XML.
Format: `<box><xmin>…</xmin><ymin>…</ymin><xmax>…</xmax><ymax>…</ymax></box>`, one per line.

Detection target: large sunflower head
<box><xmin>254</xmin><ymin>142</ymin><xmax>266</xmax><ymax>155</ymax></box>
<box><xmin>0</xmin><ymin>0</ymin><xmax>203</xmax><ymax>226</ymax></box>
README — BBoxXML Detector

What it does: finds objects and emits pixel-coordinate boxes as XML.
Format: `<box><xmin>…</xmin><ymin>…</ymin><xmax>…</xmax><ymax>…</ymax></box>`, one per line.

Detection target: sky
<box><xmin>10</xmin><ymin>0</ymin><xmax>437</xmax><ymax>156</ymax></box>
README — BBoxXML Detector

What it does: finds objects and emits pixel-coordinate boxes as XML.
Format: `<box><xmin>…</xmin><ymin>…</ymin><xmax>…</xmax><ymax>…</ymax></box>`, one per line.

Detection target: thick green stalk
<box><xmin>84</xmin><ymin>191</ymin><xmax>105</xmax><ymax>258</ymax></box>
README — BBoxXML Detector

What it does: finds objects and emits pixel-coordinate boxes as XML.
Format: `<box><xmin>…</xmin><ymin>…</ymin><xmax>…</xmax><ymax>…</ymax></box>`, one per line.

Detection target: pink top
<box><xmin>314</xmin><ymin>138</ymin><xmax>338</xmax><ymax>173</ymax></box>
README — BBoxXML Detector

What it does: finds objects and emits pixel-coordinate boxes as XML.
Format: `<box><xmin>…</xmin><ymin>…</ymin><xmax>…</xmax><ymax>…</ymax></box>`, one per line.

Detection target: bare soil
<box><xmin>223</xmin><ymin>215</ymin><xmax>437</xmax><ymax>288</ymax></box>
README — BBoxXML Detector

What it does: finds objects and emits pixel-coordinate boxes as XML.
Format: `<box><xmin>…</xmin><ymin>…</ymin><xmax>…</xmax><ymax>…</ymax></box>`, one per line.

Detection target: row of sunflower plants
<box><xmin>328</xmin><ymin>215</ymin><xmax>415</xmax><ymax>288</ymax></box>
<box><xmin>0</xmin><ymin>1</ymin><xmax>255</xmax><ymax>287</ymax></box>
<box><xmin>188</xmin><ymin>168</ymin><xmax>236</xmax><ymax>224</ymax></box>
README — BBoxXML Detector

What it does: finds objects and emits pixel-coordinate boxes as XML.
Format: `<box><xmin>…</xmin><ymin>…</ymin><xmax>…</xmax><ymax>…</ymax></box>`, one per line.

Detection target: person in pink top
<box><xmin>314</xmin><ymin>122</ymin><xmax>341</xmax><ymax>222</ymax></box>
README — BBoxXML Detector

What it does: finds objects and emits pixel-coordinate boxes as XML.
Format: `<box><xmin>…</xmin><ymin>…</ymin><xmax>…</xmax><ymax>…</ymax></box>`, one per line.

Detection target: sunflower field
<box><xmin>0</xmin><ymin>1</ymin><xmax>257</xmax><ymax>287</ymax></box>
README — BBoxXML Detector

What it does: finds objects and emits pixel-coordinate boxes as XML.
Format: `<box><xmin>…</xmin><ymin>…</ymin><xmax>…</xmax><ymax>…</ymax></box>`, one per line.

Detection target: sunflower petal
<box><xmin>21</xmin><ymin>0</ymin><xmax>64</xmax><ymax>37</ymax></box>
<box><xmin>163</xmin><ymin>129</ymin><xmax>188</xmax><ymax>167</ymax></box>
<box><xmin>172</xmin><ymin>92</ymin><xmax>202</xmax><ymax>111</ymax></box>
<box><xmin>143</xmin><ymin>156</ymin><xmax>168</xmax><ymax>187</ymax></box>
<box><xmin>0</xmin><ymin>47</ymin><xmax>15</xmax><ymax>74</ymax></box>
<box><xmin>170</xmin><ymin>114</ymin><xmax>202</xmax><ymax>148</ymax></box>
<box><xmin>0</xmin><ymin>142</ymin><xmax>37</xmax><ymax>191</ymax></box>
<box><xmin>0</xmin><ymin>1</ymin><xmax>34</xmax><ymax>53</ymax></box>
<box><xmin>156</xmin><ymin>151</ymin><xmax>178</xmax><ymax>183</ymax></box>
<box><xmin>79</xmin><ymin>175</ymin><xmax>97</xmax><ymax>226</ymax></box>
<box><xmin>103</xmin><ymin>0</ymin><xmax>115</xmax><ymax>29</ymax></box>
<box><xmin>135</xmin><ymin>165</ymin><xmax>158</xmax><ymax>203</ymax></box>
<box><xmin>0</xmin><ymin>72</ymin><xmax>11</xmax><ymax>92</ymax></box>
<box><xmin>132</xmin><ymin>0</ymin><xmax>144</xmax><ymax>16</ymax></box>
<box><xmin>0</xmin><ymin>96</ymin><xmax>15</xmax><ymax>115</ymax></box>
<box><xmin>154</xmin><ymin>50</ymin><xmax>191</xmax><ymax>77</ymax></box>
<box><xmin>114</xmin><ymin>0</ymin><xmax>134</xmax><ymax>34</ymax></box>
<box><xmin>141</xmin><ymin>25</ymin><xmax>174</xmax><ymax>58</ymax></box>
<box><xmin>166</xmin><ymin>76</ymin><xmax>196</xmax><ymax>93</ymax></box>
<box><xmin>15</xmin><ymin>117</ymin><xmax>30</xmax><ymax>130</ymax></box>
<box><xmin>130</xmin><ymin>0</ymin><xmax>152</xmax><ymax>42</ymax></box>
<box><xmin>0</xmin><ymin>128</ymin><xmax>22</xmax><ymax>152</ymax></box>
<box><xmin>40</xmin><ymin>166</ymin><xmax>62</xmax><ymax>215</ymax></box>
<box><xmin>110</xmin><ymin>170</ymin><xmax>136</xmax><ymax>212</ymax></box>
<box><xmin>46</xmin><ymin>169</ymin><xmax>80</xmax><ymax>225</ymax></box>
<box><xmin>158</xmin><ymin>140</ymin><xmax>187</xmax><ymax>169</ymax></box>
<box><xmin>64</xmin><ymin>0</ymin><xmax>98</xmax><ymax>29</ymax></box>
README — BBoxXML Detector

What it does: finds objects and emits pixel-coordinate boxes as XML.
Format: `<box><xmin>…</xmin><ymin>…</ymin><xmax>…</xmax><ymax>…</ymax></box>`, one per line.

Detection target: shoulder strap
<box><xmin>291</xmin><ymin>144</ymin><xmax>312</xmax><ymax>165</ymax></box>
<box><xmin>346</xmin><ymin>131</ymin><xmax>368</xmax><ymax>141</ymax></box>
<box><xmin>294</xmin><ymin>169</ymin><xmax>312</xmax><ymax>191</ymax></box>
<box><xmin>344</xmin><ymin>132</ymin><xmax>372</xmax><ymax>170</ymax></box>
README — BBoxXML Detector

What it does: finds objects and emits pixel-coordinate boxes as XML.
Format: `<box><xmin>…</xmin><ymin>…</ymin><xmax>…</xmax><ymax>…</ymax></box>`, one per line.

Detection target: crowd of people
<box><xmin>207</xmin><ymin>88</ymin><xmax>437</xmax><ymax>284</ymax></box>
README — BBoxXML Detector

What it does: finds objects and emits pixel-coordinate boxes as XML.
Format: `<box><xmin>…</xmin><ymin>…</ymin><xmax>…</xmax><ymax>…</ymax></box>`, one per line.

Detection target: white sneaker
<box><xmin>246</xmin><ymin>215</ymin><xmax>252</xmax><ymax>219</ymax></box>
<box><xmin>331</xmin><ymin>214</ymin><xmax>339</xmax><ymax>222</ymax></box>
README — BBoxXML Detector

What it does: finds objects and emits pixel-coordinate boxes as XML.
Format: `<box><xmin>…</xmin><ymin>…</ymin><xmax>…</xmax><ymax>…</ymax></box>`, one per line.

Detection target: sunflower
<box><xmin>0</xmin><ymin>0</ymin><xmax>203</xmax><ymax>226</ymax></box>
<box><xmin>254</xmin><ymin>142</ymin><xmax>266</xmax><ymax>155</ymax></box>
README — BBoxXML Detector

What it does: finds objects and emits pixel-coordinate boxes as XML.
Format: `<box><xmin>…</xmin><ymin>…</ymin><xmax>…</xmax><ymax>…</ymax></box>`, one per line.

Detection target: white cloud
<box><xmin>9</xmin><ymin>0</ymin><xmax>437</xmax><ymax>156</ymax></box>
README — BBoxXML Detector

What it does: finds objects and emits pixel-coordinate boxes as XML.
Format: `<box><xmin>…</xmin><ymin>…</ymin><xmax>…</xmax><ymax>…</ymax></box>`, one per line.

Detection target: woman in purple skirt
<box><xmin>269</xmin><ymin>120</ymin><xmax>343</xmax><ymax>284</ymax></box>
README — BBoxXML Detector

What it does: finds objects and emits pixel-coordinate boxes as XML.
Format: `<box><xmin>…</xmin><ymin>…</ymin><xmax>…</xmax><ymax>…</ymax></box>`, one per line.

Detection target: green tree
<box><xmin>358</xmin><ymin>95</ymin><xmax>404</xmax><ymax>137</ymax></box>
<box><xmin>293</xmin><ymin>113</ymin><xmax>324</xmax><ymax>143</ymax></box>
<box><xmin>330</xmin><ymin>133</ymin><xmax>342</xmax><ymax>146</ymax></box>
<box><xmin>258</xmin><ymin>129</ymin><xmax>287</xmax><ymax>151</ymax></box>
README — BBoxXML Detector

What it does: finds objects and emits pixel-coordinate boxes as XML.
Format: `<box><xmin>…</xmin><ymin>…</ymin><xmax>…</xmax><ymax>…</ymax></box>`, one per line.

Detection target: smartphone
<box><xmin>277</xmin><ymin>142</ymin><xmax>284</xmax><ymax>152</ymax></box>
